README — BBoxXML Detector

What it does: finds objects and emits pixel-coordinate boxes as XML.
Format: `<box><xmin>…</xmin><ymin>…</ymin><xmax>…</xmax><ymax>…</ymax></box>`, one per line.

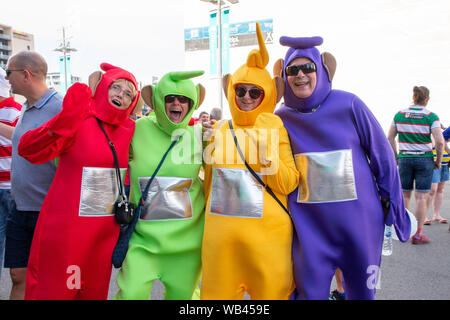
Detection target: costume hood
<box><xmin>226</xmin><ymin>23</ymin><xmax>278</xmax><ymax>126</ymax></box>
<box><xmin>152</xmin><ymin>70</ymin><xmax>205</xmax><ymax>136</ymax></box>
<box><xmin>91</xmin><ymin>63</ymin><xmax>140</xmax><ymax>125</ymax></box>
<box><xmin>280</xmin><ymin>36</ymin><xmax>333</xmax><ymax>113</ymax></box>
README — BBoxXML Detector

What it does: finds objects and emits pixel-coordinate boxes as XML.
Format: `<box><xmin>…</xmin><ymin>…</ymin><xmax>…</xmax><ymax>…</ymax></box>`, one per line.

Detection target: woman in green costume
<box><xmin>115</xmin><ymin>71</ymin><xmax>206</xmax><ymax>300</ymax></box>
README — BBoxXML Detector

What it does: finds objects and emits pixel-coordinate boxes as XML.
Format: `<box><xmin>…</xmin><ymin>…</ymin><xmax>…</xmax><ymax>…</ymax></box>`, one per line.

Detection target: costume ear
<box><xmin>132</xmin><ymin>93</ymin><xmax>144</xmax><ymax>115</ymax></box>
<box><xmin>274</xmin><ymin>76</ymin><xmax>285</xmax><ymax>103</ymax></box>
<box><xmin>141</xmin><ymin>85</ymin><xmax>154</xmax><ymax>109</ymax></box>
<box><xmin>197</xmin><ymin>84</ymin><xmax>206</xmax><ymax>108</ymax></box>
<box><xmin>273</xmin><ymin>59</ymin><xmax>284</xmax><ymax>77</ymax></box>
<box><xmin>222</xmin><ymin>74</ymin><xmax>231</xmax><ymax>99</ymax></box>
<box><xmin>88</xmin><ymin>71</ymin><xmax>102</xmax><ymax>96</ymax></box>
<box><xmin>322</xmin><ymin>52</ymin><xmax>336</xmax><ymax>81</ymax></box>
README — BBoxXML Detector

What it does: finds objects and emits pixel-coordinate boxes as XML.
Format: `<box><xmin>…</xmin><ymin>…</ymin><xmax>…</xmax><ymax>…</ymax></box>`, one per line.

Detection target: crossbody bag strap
<box><xmin>139</xmin><ymin>135</ymin><xmax>182</xmax><ymax>206</ymax></box>
<box><xmin>228</xmin><ymin>120</ymin><xmax>291</xmax><ymax>216</ymax></box>
<box><xmin>96</xmin><ymin>118</ymin><xmax>127</xmax><ymax>202</ymax></box>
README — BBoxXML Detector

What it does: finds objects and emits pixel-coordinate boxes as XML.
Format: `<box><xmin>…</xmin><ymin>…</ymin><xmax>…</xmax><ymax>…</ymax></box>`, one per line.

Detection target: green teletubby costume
<box><xmin>115</xmin><ymin>71</ymin><xmax>206</xmax><ymax>300</ymax></box>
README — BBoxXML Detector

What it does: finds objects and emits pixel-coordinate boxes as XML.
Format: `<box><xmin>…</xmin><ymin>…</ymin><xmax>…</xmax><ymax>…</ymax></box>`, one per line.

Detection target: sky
<box><xmin>2</xmin><ymin>0</ymin><xmax>450</xmax><ymax>132</ymax></box>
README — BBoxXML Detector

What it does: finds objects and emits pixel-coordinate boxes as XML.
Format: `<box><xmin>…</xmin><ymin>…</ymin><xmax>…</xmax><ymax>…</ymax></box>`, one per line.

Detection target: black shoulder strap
<box><xmin>228</xmin><ymin>119</ymin><xmax>291</xmax><ymax>216</ymax></box>
<box><xmin>139</xmin><ymin>135</ymin><xmax>181</xmax><ymax>205</ymax></box>
<box><xmin>96</xmin><ymin>118</ymin><xmax>127</xmax><ymax>202</ymax></box>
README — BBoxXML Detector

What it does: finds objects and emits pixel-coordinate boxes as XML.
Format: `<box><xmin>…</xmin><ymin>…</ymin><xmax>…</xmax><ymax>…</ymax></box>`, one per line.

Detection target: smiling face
<box><xmin>164</xmin><ymin>94</ymin><xmax>191</xmax><ymax>124</ymax></box>
<box><xmin>287</xmin><ymin>57</ymin><xmax>317</xmax><ymax>99</ymax></box>
<box><xmin>234</xmin><ymin>83</ymin><xmax>264</xmax><ymax>112</ymax></box>
<box><xmin>108</xmin><ymin>79</ymin><xmax>136</xmax><ymax>109</ymax></box>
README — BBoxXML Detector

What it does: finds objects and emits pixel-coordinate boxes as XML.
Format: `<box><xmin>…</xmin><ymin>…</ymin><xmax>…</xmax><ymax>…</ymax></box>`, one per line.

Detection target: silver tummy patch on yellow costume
<box><xmin>138</xmin><ymin>176</ymin><xmax>193</xmax><ymax>221</ymax></box>
<box><xmin>79</xmin><ymin>167</ymin><xmax>126</xmax><ymax>216</ymax></box>
<box><xmin>295</xmin><ymin>149</ymin><xmax>357</xmax><ymax>203</ymax></box>
<box><xmin>209</xmin><ymin>167</ymin><xmax>264</xmax><ymax>218</ymax></box>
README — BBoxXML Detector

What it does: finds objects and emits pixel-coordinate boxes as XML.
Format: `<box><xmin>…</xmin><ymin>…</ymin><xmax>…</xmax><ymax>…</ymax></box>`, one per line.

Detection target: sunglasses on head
<box><xmin>234</xmin><ymin>86</ymin><xmax>263</xmax><ymax>100</ymax></box>
<box><xmin>285</xmin><ymin>62</ymin><xmax>316</xmax><ymax>76</ymax></box>
<box><xmin>165</xmin><ymin>95</ymin><xmax>191</xmax><ymax>104</ymax></box>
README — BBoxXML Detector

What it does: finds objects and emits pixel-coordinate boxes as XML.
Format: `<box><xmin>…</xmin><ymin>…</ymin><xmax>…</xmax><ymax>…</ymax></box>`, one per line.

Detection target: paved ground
<box><xmin>1</xmin><ymin>188</ymin><xmax>449</xmax><ymax>300</ymax></box>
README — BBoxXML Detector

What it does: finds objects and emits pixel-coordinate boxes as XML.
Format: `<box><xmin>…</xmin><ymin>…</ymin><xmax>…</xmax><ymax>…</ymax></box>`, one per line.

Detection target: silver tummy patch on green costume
<box><xmin>138</xmin><ymin>176</ymin><xmax>193</xmax><ymax>221</ymax></box>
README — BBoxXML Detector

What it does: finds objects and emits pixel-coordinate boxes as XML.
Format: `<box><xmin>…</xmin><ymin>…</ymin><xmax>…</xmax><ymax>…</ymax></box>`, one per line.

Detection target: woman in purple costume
<box><xmin>274</xmin><ymin>36</ymin><xmax>411</xmax><ymax>300</ymax></box>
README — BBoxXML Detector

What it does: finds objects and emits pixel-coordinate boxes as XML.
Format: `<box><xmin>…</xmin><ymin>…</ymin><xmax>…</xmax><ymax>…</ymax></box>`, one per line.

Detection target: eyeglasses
<box><xmin>285</xmin><ymin>62</ymin><xmax>316</xmax><ymax>76</ymax></box>
<box><xmin>109</xmin><ymin>84</ymin><xmax>134</xmax><ymax>101</ymax></box>
<box><xmin>5</xmin><ymin>69</ymin><xmax>25</xmax><ymax>77</ymax></box>
<box><xmin>234</xmin><ymin>86</ymin><xmax>263</xmax><ymax>100</ymax></box>
<box><xmin>165</xmin><ymin>95</ymin><xmax>191</xmax><ymax>104</ymax></box>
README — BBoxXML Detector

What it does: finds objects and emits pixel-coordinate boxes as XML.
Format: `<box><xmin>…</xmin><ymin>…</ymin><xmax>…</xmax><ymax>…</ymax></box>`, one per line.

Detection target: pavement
<box><xmin>1</xmin><ymin>188</ymin><xmax>449</xmax><ymax>300</ymax></box>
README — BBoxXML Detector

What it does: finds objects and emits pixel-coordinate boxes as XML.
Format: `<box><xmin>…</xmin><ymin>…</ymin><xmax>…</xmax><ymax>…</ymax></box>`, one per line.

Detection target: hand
<box><xmin>202</xmin><ymin>119</ymin><xmax>217</xmax><ymax>142</ymax></box>
<box><xmin>48</xmin><ymin>82</ymin><xmax>92</xmax><ymax>136</ymax></box>
<box><xmin>252</xmin><ymin>113</ymin><xmax>284</xmax><ymax>172</ymax></box>
<box><xmin>434</xmin><ymin>160</ymin><xmax>442</xmax><ymax>170</ymax></box>
<box><xmin>381</xmin><ymin>197</ymin><xmax>390</xmax><ymax>221</ymax></box>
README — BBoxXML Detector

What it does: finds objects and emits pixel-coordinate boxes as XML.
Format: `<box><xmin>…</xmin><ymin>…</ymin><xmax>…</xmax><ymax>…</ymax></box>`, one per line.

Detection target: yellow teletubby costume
<box><xmin>200</xmin><ymin>23</ymin><xmax>299</xmax><ymax>300</ymax></box>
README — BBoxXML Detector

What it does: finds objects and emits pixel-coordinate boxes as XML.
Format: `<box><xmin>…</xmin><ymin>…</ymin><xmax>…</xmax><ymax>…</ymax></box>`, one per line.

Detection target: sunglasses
<box><xmin>5</xmin><ymin>69</ymin><xmax>25</xmax><ymax>77</ymax></box>
<box><xmin>165</xmin><ymin>95</ymin><xmax>191</xmax><ymax>104</ymax></box>
<box><xmin>234</xmin><ymin>86</ymin><xmax>263</xmax><ymax>100</ymax></box>
<box><xmin>285</xmin><ymin>62</ymin><xmax>316</xmax><ymax>76</ymax></box>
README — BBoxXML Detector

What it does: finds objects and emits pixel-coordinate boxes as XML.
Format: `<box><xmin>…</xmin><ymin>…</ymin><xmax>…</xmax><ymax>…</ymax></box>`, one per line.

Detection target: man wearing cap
<box><xmin>0</xmin><ymin>68</ymin><xmax>22</xmax><ymax>282</ymax></box>
<box><xmin>2</xmin><ymin>51</ymin><xmax>62</xmax><ymax>299</ymax></box>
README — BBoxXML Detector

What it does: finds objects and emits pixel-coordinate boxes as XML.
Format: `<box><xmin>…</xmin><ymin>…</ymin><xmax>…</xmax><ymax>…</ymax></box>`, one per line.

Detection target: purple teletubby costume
<box><xmin>275</xmin><ymin>36</ymin><xmax>411</xmax><ymax>300</ymax></box>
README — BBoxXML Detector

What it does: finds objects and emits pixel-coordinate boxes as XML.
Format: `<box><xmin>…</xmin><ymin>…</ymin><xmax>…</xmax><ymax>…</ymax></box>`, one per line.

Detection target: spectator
<box><xmin>115</xmin><ymin>70</ymin><xmax>206</xmax><ymax>300</ymax></box>
<box><xmin>200</xmin><ymin>23</ymin><xmax>299</xmax><ymax>300</ymax></box>
<box><xmin>425</xmin><ymin>130</ymin><xmax>450</xmax><ymax>225</ymax></box>
<box><xmin>209</xmin><ymin>107</ymin><xmax>222</xmax><ymax>121</ymax></box>
<box><xmin>0</xmin><ymin>68</ymin><xmax>22</xmax><ymax>281</ymax></box>
<box><xmin>198</xmin><ymin>111</ymin><xmax>210</xmax><ymax>123</ymax></box>
<box><xmin>3</xmin><ymin>51</ymin><xmax>63</xmax><ymax>299</ymax></box>
<box><xmin>18</xmin><ymin>63</ymin><xmax>141</xmax><ymax>300</ymax></box>
<box><xmin>388</xmin><ymin>86</ymin><xmax>444</xmax><ymax>244</ymax></box>
<box><xmin>274</xmin><ymin>36</ymin><xmax>410</xmax><ymax>300</ymax></box>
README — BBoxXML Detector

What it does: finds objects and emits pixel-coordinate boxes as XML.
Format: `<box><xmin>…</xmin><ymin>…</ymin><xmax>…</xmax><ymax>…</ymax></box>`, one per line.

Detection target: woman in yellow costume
<box><xmin>201</xmin><ymin>23</ymin><xmax>299</xmax><ymax>300</ymax></box>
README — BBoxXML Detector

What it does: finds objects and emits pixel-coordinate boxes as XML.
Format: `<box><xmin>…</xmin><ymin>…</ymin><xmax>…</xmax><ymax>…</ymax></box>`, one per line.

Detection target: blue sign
<box><xmin>59</xmin><ymin>55</ymin><xmax>72</xmax><ymax>95</ymax></box>
<box><xmin>209</xmin><ymin>12</ymin><xmax>218</xmax><ymax>75</ymax></box>
<box><xmin>209</xmin><ymin>9</ymin><xmax>230</xmax><ymax>76</ymax></box>
<box><xmin>185</xmin><ymin>18</ymin><xmax>273</xmax><ymax>41</ymax></box>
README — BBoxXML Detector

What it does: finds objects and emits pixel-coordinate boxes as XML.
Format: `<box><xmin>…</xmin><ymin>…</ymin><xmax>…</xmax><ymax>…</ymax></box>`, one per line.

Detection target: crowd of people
<box><xmin>0</xmin><ymin>23</ymin><xmax>447</xmax><ymax>300</ymax></box>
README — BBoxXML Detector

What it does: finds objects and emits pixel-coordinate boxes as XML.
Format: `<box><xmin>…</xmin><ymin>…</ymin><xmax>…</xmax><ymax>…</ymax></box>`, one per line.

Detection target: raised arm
<box><xmin>18</xmin><ymin>82</ymin><xmax>91</xmax><ymax>163</ymax></box>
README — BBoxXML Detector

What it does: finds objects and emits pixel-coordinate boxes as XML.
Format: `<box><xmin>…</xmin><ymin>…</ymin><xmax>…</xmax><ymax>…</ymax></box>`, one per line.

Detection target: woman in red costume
<box><xmin>18</xmin><ymin>63</ymin><xmax>141</xmax><ymax>300</ymax></box>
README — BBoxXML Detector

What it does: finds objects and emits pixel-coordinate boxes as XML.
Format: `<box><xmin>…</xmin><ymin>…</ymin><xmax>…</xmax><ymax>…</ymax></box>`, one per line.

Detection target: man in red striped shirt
<box><xmin>0</xmin><ymin>68</ymin><xmax>22</xmax><ymax>280</ymax></box>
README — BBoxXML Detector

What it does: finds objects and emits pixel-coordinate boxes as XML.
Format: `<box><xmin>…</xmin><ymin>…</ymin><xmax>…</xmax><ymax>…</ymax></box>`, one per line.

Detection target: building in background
<box><xmin>0</xmin><ymin>23</ymin><xmax>35</xmax><ymax>70</ymax></box>
<box><xmin>46</xmin><ymin>72</ymin><xmax>81</xmax><ymax>95</ymax></box>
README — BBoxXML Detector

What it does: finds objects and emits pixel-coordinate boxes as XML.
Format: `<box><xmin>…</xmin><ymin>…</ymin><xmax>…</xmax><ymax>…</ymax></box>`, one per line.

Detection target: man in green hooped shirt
<box><xmin>115</xmin><ymin>71</ymin><xmax>206</xmax><ymax>299</ymax></box>
<box><xmin>388</xmin><ymin>85</ymin><xmax>444</xmax><ymax>244</ymax></box>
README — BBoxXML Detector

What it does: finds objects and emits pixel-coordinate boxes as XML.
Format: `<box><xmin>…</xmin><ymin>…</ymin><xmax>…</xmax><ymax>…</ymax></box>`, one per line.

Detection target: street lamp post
<box><xmin>54</xmin><ymin>27</ymin><xmax>77</xmax><ymax>93</ymax></box>
<box><xmin>201</xmin><ymin>0</ymin><xmax>239</xmax><ymax>111</ymax></box>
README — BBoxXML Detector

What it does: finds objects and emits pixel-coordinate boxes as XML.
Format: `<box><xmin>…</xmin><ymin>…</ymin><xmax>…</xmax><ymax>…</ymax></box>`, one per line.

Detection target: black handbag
<box><xmin>111</xmin><ymin>135</ymin><xmax>181</xmax><ymax>268</ymax></box>
<box><xmin>96</xmin><ymin>118</ymin><xmax>134</xmax><ymax>225</ymax></box>
<box><xmin>228</xmin><ymin>119</ymin><xmax>292</xmax><ymax>219</ymax></box>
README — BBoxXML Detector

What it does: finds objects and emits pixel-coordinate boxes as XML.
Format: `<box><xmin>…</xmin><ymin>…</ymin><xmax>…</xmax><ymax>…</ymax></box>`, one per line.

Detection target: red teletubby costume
<box><xmin>19</xmin><ymin>63</ymin><xmax>140</xmax><ymax>300</ymax></box>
